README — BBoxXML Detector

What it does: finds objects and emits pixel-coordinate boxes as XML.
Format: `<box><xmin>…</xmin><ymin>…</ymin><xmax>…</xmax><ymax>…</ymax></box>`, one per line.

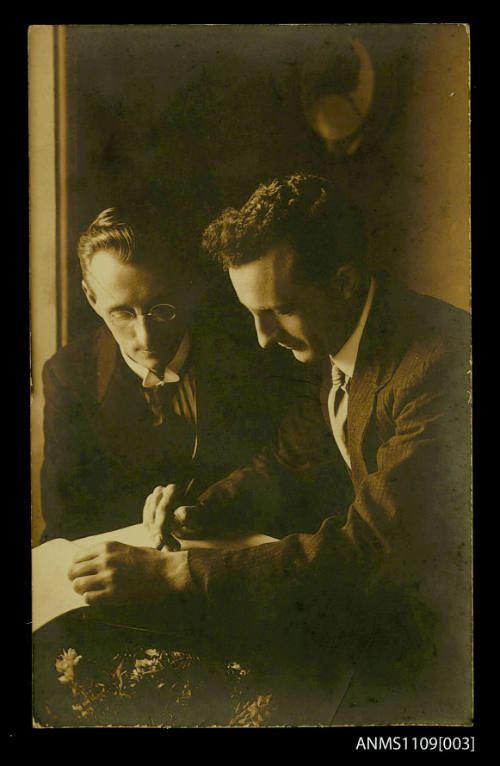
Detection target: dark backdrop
<box><xmin>63</xmin><ymin>24</ymin><xmax>470</xmax><ymax>342</ymax></box>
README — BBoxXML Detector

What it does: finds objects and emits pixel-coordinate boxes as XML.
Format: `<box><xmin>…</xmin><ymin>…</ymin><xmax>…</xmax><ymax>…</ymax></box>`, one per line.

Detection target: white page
<box><xmin>32</xmin><ymin>538</ymin><xmax>87</xmax><ymax>632</ymax></box>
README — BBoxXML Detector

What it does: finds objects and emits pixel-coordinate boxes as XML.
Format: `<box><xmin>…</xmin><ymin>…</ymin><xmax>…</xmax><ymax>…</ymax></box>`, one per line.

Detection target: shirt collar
<box><xmin>120</xmin><ymin>332</ymin><xmax>190</xmax><ymax>387</ymax></box>
<box><xmin>329</xmin><ymin>276</ymin><xmax>375</xmax><ymax>380</ymax></box>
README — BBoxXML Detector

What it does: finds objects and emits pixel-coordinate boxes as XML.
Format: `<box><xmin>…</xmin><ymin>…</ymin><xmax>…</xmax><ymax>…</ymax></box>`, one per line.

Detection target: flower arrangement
<box><xmin>47</xmin><ymin>646</ymin><xmax>278</xmax><ymax>727</ymax></box>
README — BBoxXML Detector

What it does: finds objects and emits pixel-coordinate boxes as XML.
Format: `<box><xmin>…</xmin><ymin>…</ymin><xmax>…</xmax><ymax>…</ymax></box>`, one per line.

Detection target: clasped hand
<box><xmin>142</xmin><ymin>484</ymin><xmax>206</xmax><ymax>549</ymax></box>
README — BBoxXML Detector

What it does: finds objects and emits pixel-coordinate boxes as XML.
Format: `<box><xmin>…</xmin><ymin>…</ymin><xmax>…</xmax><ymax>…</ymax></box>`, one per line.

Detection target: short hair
<box><xmin>77</xmin><ymin>204</ymin><xmax>200</xmax><ymax>284</ymax></box>
<box><xmin>77</xmin><ymin>208</ymin><xmax>135</xmax><ymax>278</ymax></box>
<box><xmin>201</xmin><ymin>174</ymin><xmax>367</xmax><ymax>282</ymax></box>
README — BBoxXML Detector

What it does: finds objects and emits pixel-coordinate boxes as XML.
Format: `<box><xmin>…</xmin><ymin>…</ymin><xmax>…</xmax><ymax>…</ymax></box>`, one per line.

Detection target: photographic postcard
<box><xmin>29</xmin><ymin>24</ymin><xmax>472</xmax><ymax>733</ymax></box>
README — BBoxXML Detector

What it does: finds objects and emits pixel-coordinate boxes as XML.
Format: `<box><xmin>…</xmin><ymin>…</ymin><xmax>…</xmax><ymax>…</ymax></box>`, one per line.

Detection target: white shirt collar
<box><xmin>329</xmin><ymin>277</ymin><xmax>375</xmax><ymax>380</ymax></box>
<box><xmin>120</xmin><ymin>332</ymin><xmax>190</xmax><ymax>387</ymax></box>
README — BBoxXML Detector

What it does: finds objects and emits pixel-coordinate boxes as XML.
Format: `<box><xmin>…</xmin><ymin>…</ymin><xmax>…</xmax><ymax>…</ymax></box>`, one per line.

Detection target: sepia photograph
<box><xmin>29</xmin><ymin>23</ymin><xmax>471</xmax><ymax>729</ymax></box>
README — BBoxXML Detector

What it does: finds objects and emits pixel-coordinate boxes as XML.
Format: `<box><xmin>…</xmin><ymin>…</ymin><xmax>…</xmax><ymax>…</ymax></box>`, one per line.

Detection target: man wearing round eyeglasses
<box><xmin>80</xmin><ymin>235</ymin><xmax>192</xmax><ymax>389</ymax></box>
<box><xmin>40</xmin><ymin>205</ymin><xmax>292</xmax><ymax>543</ymax></box>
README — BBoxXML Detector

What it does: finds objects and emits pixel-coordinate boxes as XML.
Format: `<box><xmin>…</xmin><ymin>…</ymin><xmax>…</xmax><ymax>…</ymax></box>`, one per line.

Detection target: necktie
<box><xmin>144</xmin><ymin>381</ymin><xmax>177</xmax><ymax>427</ymax></box>
<box><xmin>327</xmin><ymin>363</ymin><xmax>351</xmax><ymax>468</ymax></box>
<box><xmin>144</xmin><ymin>381</ymin><xmax>196</xmax><ymax>463</ymax></box>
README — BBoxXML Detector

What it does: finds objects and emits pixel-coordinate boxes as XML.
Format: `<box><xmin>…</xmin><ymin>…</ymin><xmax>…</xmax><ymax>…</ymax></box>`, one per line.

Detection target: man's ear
<box><xmin>81</xmin><ymin>279</ymin><xmax>98</xmax><ymax>310</ymax></box>
<box><xmin>333</xmin><ymin>264</ymin><xmax>359</xmax><ymax>301</ymax></box>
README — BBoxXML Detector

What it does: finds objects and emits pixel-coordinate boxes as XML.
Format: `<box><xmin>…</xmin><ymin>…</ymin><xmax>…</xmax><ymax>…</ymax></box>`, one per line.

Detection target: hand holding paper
<box><xmin>68</xmin><ymin>540</ymin><xmax>188</xmax><ymax>606</ymax></box>
<box><xmin>32</xmin><ymin>524</ymin><xmax>278</xmax><ymax>631</ymax></box>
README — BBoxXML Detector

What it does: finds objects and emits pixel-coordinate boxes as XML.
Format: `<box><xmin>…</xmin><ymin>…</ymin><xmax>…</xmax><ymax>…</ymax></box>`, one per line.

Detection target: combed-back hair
<box><xmin>202</xmin><ymin>174</ymin><xmax>367</xmax><ymax>282</ymax></box>
<box><xmin>77</xmin><ymin>208</ymin><xmax>136</xmax><ymax>277</ymax></box>
<box><xmin>77</xmin><ymin>204</ymin><xmax>200</xmax><ymax>284</ymax></box>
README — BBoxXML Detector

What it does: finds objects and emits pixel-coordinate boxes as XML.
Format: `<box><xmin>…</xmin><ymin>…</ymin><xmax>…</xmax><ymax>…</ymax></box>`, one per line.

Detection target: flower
<box><xmin>51</xmin><ymin>645</ymin><xmax>279</xmax><ymax>727</ymax></box>
<box><xmin>229</xmin><ymin>693</ymin><xmax>276</xmax><ymax>727</ymax></box>
<box><xmin>227</xmin><ymin>661</ymin><xmax>250</xmax><ymax>679</ymax></box>
<box><xmin>55</xmin><ymin>648</ymin><xmax>82</xmax><ymax>685</ymax></box>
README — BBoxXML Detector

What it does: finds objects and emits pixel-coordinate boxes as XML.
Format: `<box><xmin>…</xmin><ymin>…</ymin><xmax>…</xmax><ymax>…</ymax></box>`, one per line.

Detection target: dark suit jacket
<box><xmin>40</xmin><ymin>300</ymin><xmax>295</xmax><ymax>542</ymax></box>
<box><xmin>183</xmin><ymin>272</ymin><xmax>471</xmax><ymax>702</ymax></box>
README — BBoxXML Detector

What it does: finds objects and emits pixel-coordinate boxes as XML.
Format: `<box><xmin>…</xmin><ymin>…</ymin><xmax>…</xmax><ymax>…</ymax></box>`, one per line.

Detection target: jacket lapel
<box><xmin>94</xmin><ymin>326</ymin><xmax>119</xmax><ymax>402</ymax></box>
<box><xmin>92</xmin><ymin>327</ymin><xmax>153</xmax><ymax>466</ymax></box>
<box><xmin>347</xmin><ymin>353</ymin><xmax>395</xmax><ymax>486</ymax></box>
<box><xmin>346</xmin><ymin>273</ymin><xmax>405</xmax><ymax>485</ymax></box>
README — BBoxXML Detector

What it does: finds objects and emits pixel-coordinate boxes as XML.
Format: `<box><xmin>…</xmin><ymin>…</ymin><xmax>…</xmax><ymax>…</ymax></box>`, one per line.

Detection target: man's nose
<box><xmin>134</xmin><ymin>315</ymin><xmax>154</xmax><ymax>347</ymax></box>
<box><xmin>254</xmin><ymin>313</ymin><xmax>279</xmax><ymax>349</ymax></box>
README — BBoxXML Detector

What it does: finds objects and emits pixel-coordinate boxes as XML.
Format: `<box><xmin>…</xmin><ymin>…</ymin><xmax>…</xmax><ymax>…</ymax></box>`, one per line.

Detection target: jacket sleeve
<box><xmin>195</xmin><ymin>373</ymin><xmax>353</xmax><ymax>538</ymax></box>
<box><xmin>186</xmin><ymin>339</ymin><xmax>470</xmax><ymax>663</ymax></box>
<box><xmin>40</xmin><ymin>359</ymin><xmax>132</xmax><ymax>541</ymax></box>
<box><xmin>40</xmin><ymin>360</ymin><xmax>95</xmax><ymax>541</ymax></box>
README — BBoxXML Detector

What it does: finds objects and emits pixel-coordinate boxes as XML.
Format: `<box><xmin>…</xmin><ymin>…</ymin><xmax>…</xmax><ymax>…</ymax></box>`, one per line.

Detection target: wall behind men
<box><xmin>31</xmin><ymin>24</ymin><xmax>470</xmax><ymax>545</ymax></box>
<box><xmin>64</xmin><ymin>23</ymin><xmax>469</xmax><ymax>345</ymax></box>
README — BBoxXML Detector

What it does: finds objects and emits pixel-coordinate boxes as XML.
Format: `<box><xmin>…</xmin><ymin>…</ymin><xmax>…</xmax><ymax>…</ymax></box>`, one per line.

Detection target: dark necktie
<box><xmin>144</xmin><ymin>381</ymin><xmax>196</xmax><ymax>465</ymax></box>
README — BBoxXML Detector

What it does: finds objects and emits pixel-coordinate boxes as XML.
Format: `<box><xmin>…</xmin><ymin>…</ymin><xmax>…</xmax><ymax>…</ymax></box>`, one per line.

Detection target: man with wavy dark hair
<box><xmin>201</xmin><ymin>174</ymin><xmax>370</xmax><ymax>366</ymax></box>
<box><xmin>203</xmin><ymin>174</ymin><xmax>367</xmax><ymax>276</ymax></box>
<box><xmin>68</xmin><ymin>176</ymin><xmax>471</xmax><ymax>723</ymax></box>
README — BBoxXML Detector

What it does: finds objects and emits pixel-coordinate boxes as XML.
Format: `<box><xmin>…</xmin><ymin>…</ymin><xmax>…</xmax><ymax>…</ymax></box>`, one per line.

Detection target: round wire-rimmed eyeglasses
<box><xmin>109</xmin><ymin>304</ymin><xmax>177</xmax><ymax>327</ymax></box>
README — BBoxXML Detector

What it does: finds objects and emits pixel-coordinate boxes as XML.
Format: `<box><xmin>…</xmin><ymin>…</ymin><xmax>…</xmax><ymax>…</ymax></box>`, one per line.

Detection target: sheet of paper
<box><xmin>73</xmin><ymin>523</ymin><xmax>155</xmax><ymax>549</ymax></box>
<box><xmin>32</xmin><ymin>525</ymin><xmax>278</xmax><ymax>632</ymax></box>
<box><xmin>74</xmin><ymin>523</ymin><xmax>277</xmax><ymax>551</ymax></box>
<box><xmin>32</xmin><ymin>538</ymin><xmax>88</xmax><ymax>633</ymax></box>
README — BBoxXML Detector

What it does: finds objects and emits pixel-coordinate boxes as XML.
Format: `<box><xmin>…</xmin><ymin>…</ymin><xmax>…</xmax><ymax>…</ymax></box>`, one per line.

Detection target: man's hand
<box><xmin>142</xmin><ymin>484</ymin><xmax>207</xmax><ymax>545</ymax></box>
<box><xmin>67</xmin><ymin>541</ymin><xmax>190</xmax><ymax>606</ymax></box>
